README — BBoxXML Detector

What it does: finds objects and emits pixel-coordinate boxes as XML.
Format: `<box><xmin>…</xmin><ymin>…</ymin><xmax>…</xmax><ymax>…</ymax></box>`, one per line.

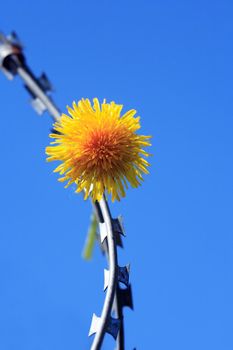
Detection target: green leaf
<box><xmin>82</xmin><ymin>213</ymin><xmax>98</xmax><ymax>260</ymax></box>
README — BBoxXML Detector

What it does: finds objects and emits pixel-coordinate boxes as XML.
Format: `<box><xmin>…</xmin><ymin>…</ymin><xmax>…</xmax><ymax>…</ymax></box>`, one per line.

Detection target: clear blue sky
<box><xmin>1</xmin><ymin>1</ymin><xmax>233</xmax><ymax>349</ymax></box>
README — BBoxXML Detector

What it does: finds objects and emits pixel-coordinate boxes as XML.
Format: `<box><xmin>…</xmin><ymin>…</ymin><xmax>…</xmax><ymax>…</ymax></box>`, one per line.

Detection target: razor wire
<box><xmin>0</xmin><ymin>31</ymin><xmax>134</xmax><ymax>349</ymax></box>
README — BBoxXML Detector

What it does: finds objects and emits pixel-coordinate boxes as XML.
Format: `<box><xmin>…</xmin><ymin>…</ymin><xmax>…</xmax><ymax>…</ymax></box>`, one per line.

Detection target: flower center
<box><xmin>84</xmin><ymin>130</ymin><xmax>121</xmax><ymax>166</ymax></box>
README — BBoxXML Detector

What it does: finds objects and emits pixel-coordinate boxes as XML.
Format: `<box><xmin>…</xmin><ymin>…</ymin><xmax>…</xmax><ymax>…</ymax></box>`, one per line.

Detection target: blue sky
<box><xmin>1</xmin><ymin>1</ymin><xmax>233</xmax><ymax>349</ymax></box>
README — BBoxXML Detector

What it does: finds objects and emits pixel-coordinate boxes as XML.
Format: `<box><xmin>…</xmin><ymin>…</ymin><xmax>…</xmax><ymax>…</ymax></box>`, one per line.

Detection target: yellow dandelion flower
<box><xmin>46</xmin><ymin>98</ymin><xmax>151</xmax><ymax>202</ymax></box>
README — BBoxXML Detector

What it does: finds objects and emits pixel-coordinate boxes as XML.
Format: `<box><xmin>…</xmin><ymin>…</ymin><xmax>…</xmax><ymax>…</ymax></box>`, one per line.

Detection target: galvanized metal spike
<box><xmin>99</xmin><ymin>222</ymin><xmax>107</xmax><ymax>243</ymax></box>
<box><xmin>101</xmin><ymin>237</ymin><xmax>109</xmax><ymax>254</ymax></box>
<box><xmin>88</xmin><ymin>313</ymin><xmax>120</xmax><ymax>340</ymax></box>
<box><xmin>112</xmin><ymin>216</ymin><xmax>125</xmax><ymax>248</ymax></box>
<box><xmin>118</xmin><ymin>284</ymin><xmax>134</xmax><ymax>310</ymax></box>
<box><xmin>8</xmin><ymin>31</ymin><xmax>23</xmax><ymax>48</ymax></box>
<box><xmin>88</xmin><ymin>313</ymin><xmax>101</xmax><ymax>337</ymax></box>
<box><xmin>115</xmin><ymin>231</ymin><xmax>123</xmax><ymax>248</ymax></box>
<box><xmin>38</xmin><ymin>73</ymin><xmax>53</xmax><ymax>92</ymax></box>
<box><xmin>99</xmin><ymin>216</ymin><xmax>124</xmax><ymax>248</ymax></box>
<box><xmin>105</xmin><ymin>265</ymin><xmax>130</xmax><ymax>290</ymax></box>
<box><xmin>118</xmin><ymin>264</ymin><xmax>130</xmax><ymax>287</ymax></box>
<box><xmin>96</xmin><ymin>232</ymin><xmax>109</xmax><ymax>257</ymax></box>
<box><xmin>106</xmin><ymin>316</ymin><xmax>121</xmax><ymax>339</ymax></box>
<box><xmin>103</xmin><ymin>269</ymin><xmax>110</xmax><ymax>291</ymax></box>
<box><xmin>118</xmin><ymin>215</ymin><xmax>125</xmax><ymax>235</ymax></box>
<box><xmin>112</xmin><ymin>215</ymin><xmax>126</xmax><ymax>237</ymax></box>
<box><xmin>31</xmin><ymin>97</ymin><xmax>47</xmax><ymax>115</ymax></box>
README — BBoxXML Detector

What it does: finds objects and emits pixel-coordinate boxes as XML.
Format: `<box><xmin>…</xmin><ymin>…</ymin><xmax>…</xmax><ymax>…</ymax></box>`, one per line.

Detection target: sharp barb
<box><xmin>118</xmin><ymin>265</ymin><xmax>130</xmax><ymax>287</ymax></box>
<box><xmin>88</xmin><ymin>314</ymin><xmax>101</xmax><ymax>337</ymax></box>
<box><xmin>112</xmin><ymin>216</ymin><xmax>126</xmax><ymax>237</ymax></box>
<box><xmin>99</xmin><ymin>222</ymin><xmax>108</xmax><ymax>243</ymax></box>
<box><xmin>118</xmin><ymin>284</ymin><xmax>134</xmax><ymax>310</ymax></box>
<box><xmin>106</xmin><ymin>316</ymin><xmax>121</xmax><ymax>340</ymax></box>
